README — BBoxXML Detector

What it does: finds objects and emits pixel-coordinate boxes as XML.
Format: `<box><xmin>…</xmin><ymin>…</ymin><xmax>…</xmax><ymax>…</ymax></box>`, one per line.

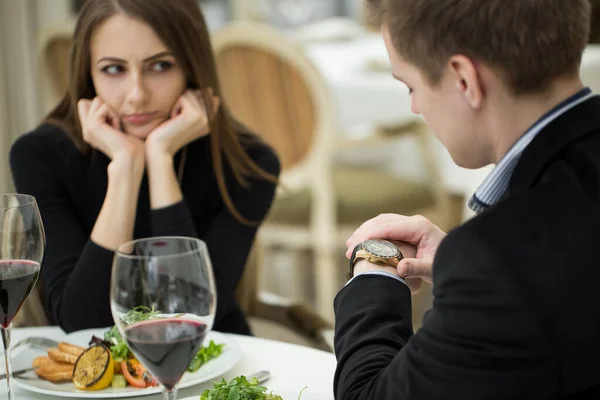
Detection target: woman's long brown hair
<box><xmin>44</xmin><ymin>0</ymin><xmax>277</xmax><ymax>225</ymax></box>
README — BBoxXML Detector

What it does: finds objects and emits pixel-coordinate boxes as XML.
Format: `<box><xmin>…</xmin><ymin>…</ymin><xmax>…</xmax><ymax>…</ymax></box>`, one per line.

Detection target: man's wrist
<box><xmin>352</xmin><ymin>259</ymin><xmax>398</xmax><ymax>277</ymax></box>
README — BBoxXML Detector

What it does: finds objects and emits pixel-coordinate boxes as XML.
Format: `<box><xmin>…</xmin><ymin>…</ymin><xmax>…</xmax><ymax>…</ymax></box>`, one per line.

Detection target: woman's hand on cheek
<box><xmin>145</xmin><ymin>88</ymin><xmax>220</xmax><ymax>158</ymax></box>
<box><xmin>77</xmin><ymin>97</ymin><xmax>145</xmax><ymax>165</ymax></box>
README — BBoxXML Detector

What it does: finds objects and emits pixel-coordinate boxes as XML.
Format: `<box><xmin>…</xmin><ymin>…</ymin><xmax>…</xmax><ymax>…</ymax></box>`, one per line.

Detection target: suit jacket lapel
<box><xmin>509</xmin><ymin>96</ymin><xmax>600</xmax><ymax>195</ymax></box>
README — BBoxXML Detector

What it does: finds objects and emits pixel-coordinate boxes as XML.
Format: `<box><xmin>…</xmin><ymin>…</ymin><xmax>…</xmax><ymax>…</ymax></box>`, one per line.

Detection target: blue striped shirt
<box><xmin>468</xmin><ymin>87</ymin><xmax>596</xmax><ymax>214</ymax></box>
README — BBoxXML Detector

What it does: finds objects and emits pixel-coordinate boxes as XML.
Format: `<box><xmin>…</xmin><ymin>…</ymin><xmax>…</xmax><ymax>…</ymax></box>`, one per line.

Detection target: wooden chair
<box><xmin>212</xmin><ymin>22</ymin><xmax>449</xmax><ymax>323</ymax></box>
<box><xmin>21</xmin><ymin>24</ymin><xmax>334</xmax><ymax>351</ymax></box>
<box><xmin>38</xmin><ymin>24</ymin><xmax>75</xmax><ymax>112</ymax></box>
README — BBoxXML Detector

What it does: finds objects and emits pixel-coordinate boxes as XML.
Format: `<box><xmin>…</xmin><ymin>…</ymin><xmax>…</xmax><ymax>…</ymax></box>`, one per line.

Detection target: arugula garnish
<box><xmin>200</xmin><ymin>376</ymin><xmax>284</xmax><ymax>400</ymax></box>
<box><xmin>120</xmin><ymin>306</ymin><xmax>161</xmax><ymax>325</ymax></box>
<box><xmin>89</xmin><ymin>325</ymin><xmax>131</xmax><ymax>362</ymax></box>
<box><xmin>104</xmin><ymin>325</ymin><xmax>131</xmax><ymax>361</ymax></box>
<box><xmin>188</xmin><ymin>340</ymin><xmax>224</xmax><ymax>373</ymax></box>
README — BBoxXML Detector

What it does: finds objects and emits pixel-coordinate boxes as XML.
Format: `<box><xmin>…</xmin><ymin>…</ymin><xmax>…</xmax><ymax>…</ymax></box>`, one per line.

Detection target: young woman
<box><xmin>9</xmin><ymin>0</ymin><xmax>280</xmax><ymax>334</ymax></box>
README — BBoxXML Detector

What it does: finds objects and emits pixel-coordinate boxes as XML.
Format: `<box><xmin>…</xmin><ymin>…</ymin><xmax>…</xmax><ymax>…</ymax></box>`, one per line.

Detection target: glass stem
<box><xmin>1</xmin><ymin>324</ymin><xmax>13</xmax><ymax>400</ymax></box>
<box><xmin>163</xmin><ymin>387</ymin><xmax>178</xmax><ymax>400</ymax></box>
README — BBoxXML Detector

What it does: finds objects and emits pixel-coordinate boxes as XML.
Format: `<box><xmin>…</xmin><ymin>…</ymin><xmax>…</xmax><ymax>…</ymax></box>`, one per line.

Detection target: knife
<box><xmin>0</xmin><ymin>366</ymin><xmax>39</xmax><ymax>380</ymax></box>
<box><xmin>248</xmin><ymin>370</ymin><xmax>270</xmax><ymax>384</ymax></box>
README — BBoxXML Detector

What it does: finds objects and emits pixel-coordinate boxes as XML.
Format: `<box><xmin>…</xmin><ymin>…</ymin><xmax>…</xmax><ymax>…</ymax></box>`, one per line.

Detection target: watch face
<box><xmin>363</xmin><ymin>239</ymin><xmax>399</xmax><ymax>258</ymax></box>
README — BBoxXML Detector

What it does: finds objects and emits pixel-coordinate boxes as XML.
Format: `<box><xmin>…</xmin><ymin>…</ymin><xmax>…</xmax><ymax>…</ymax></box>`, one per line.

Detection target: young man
<box><xmin>335</xmin><ymin>0</ymin><xmax>600</xmax><ymax>399</ymax></box>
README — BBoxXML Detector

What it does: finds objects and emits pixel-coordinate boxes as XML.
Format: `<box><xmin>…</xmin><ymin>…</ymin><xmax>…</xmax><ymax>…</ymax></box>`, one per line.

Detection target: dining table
<box><xmin>0</xmin><ymin>326</ymin><xmax>336</xmax><ymax>400</ymax></box>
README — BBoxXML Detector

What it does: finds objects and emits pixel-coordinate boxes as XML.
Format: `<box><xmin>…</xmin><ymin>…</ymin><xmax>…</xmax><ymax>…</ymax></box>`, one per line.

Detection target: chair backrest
<box><xmin>44</xmin><ymin>36</ymin><xmax>71</xmax><ymax>99</ymax></box>
<box><xmin>38</xmin><ymin>25</ymin><xmax>75</xmax><ymax>113</ymax></box>
<box><xmin>211</xmin><ymin>22</ymin><xmax>336</xmax><ymax>192</ymax></box>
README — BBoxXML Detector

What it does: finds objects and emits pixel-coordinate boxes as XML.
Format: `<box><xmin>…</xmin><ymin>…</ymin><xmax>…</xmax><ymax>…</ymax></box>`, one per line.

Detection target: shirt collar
<box><xmin>468</xmin><ymin>87</ymin><xmax>595</xmax><ymax>214</ymax></box>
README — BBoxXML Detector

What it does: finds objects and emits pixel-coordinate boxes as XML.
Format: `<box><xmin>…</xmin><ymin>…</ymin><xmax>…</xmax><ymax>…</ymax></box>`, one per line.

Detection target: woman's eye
<box><xmin>101</xmin><ymin>65</ymin><xmax>124</xmax><ymax>75</ymax></box>
<box><xmin>151</xmin><ymin>61</ymin><xmax>173</xmax><ymax>72</ymax></box>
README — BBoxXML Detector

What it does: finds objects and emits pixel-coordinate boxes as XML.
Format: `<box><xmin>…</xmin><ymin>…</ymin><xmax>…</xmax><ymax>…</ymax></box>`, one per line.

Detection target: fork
<box><xmin>9</xmin><ymin>337</ymin><xmax>59</xmax><ymax>352</ymax></box>
<box><xmin>0</xmin><ymin>366</ymin><xmax>40</xmax><ymax>380</ymax></box>
<box><xmin>0</xmin><ymin>337</ymin><xmax>60</xmax><ymax>380</ymax></box>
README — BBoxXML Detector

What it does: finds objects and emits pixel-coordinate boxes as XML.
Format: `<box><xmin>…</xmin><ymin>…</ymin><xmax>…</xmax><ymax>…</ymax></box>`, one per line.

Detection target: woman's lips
<box><xmin>123</xmin><ymin>112</ymin><xmax>157</xmax><ymax>125</ymax></box>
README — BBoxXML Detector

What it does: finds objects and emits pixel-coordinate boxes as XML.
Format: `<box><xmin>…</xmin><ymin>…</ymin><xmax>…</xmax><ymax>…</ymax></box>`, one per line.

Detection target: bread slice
<box><xmin>33</xmin><ymin>356</ymin><xmax>74</xmax><ymax>383</ymax></box>
<box><xmin>57</xmin><ymin>342</ymin><xmax>85</xmax><ymax>358</ymax></box>
<box><xmin>48</xmin><ymin>348</ymin><xmax>78</xmax><ymax>364</ymax></box>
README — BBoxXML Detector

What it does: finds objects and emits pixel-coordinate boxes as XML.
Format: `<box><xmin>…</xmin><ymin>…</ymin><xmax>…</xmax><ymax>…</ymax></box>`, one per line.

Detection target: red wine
<box><xmin>125</xmin><ymin>319</ymin><xmax>207</xmax><ymax>390</ymax></box>
<box><xmin>0</xmin><ymin>260</ymin><xmax>40</xmax><ymax>328</ymax></box>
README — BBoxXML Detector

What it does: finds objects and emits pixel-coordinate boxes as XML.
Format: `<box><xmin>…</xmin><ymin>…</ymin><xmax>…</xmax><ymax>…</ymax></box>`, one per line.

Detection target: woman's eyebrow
<box><xmin>96</xmin><ymin>51</ymin><xmax>174</xmax><ymax>64</ymax></box>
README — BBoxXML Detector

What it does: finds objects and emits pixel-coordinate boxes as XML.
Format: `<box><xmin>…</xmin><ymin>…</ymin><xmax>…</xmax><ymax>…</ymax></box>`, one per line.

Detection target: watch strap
<box><xmin>347</xmin><ymin>242</ymin><xmax>363</xmax><ymax>280</ymax></box>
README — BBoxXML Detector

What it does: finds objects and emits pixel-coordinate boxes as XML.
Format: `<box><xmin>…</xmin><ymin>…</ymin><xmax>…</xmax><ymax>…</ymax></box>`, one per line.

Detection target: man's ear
<box><xmin>447</xmin><ymin>55</ymin><xmax>484</xmax><ymax>109</ymax></box>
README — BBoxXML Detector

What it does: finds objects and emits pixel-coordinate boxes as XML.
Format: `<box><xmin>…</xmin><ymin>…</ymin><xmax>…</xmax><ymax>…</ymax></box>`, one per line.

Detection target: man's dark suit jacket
<box><xmin>334</xmin><ymin>96</ymin><xmax>600</xmax><ymax>399</ymax></box>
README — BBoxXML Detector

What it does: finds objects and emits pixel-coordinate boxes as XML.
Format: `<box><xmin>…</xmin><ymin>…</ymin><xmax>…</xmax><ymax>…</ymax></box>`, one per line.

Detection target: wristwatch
<box><xmin>348</xmin><ymin>239</ymin><xmax>404</xmax><ymax>279</ymax></box>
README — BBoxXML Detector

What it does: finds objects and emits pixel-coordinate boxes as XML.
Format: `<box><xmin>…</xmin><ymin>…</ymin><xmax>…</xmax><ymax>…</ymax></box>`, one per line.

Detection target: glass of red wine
<box><xmin>110</xmin><ymin>236</ymin><xmax>216</xmax><ymax>400</ymax></box>
<box><xmin>0</xmin><ymin>194</ymin><xmax>45</xmax><ymax>400</ymax></box>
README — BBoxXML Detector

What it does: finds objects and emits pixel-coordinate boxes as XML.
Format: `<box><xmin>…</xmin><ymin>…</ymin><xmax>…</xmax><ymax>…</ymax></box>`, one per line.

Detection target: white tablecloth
<box><xmin>0</xmin><ymin>327</ymin><xmax>336</xmax><ymax>400</ymax></box>
<box><xmin>304</xmin><ymin>33</ymin><xmax>600</xmax><ymax>219</ymax></box>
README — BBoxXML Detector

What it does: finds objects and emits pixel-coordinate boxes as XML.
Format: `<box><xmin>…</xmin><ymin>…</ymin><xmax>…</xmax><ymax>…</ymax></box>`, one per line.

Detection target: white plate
<box><xmin>13</xmin><ymin>328</ymin><xmax>242</xmax><ymax>398</ymax></box>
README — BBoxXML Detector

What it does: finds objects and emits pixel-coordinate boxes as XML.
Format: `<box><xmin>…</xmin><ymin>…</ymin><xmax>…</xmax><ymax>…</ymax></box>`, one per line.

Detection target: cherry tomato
<box><xmin>121</xmin><ymin>361</ymin><xmax>158</xmax><ymax>388</ymax></box>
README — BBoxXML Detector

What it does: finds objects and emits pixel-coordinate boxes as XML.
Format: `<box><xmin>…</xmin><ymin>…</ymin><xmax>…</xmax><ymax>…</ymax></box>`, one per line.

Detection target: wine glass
<box><xmin>0</xmin><ymin>194</ymin><xmax>45</xmax><ymax>400</ymax></box>
<box><xmin>110</xmin><ymin>236</ymin><xmax>217</xmax><ymax>400</ymax></box>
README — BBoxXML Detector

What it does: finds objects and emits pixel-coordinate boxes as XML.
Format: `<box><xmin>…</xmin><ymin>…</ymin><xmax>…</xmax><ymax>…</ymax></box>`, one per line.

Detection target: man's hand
<box><xmin>347</xmin><ymin>214</ymin><xmax>447</xmax><ymax>284</ymax></box>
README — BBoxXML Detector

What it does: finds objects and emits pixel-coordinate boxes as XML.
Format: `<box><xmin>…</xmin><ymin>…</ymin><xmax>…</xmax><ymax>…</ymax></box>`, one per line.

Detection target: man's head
<box><xmin>369</xmin><ymin>0</ymin><xmax>591</xmax><ymax>168</ymax></box>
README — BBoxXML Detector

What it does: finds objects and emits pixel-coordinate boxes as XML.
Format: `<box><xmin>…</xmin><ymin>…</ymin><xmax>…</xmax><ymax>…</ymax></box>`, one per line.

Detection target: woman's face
<box><xmin>89</xmin><ymin>13</ymin><xmax>187</xmax><ymax>140</ymax></box>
